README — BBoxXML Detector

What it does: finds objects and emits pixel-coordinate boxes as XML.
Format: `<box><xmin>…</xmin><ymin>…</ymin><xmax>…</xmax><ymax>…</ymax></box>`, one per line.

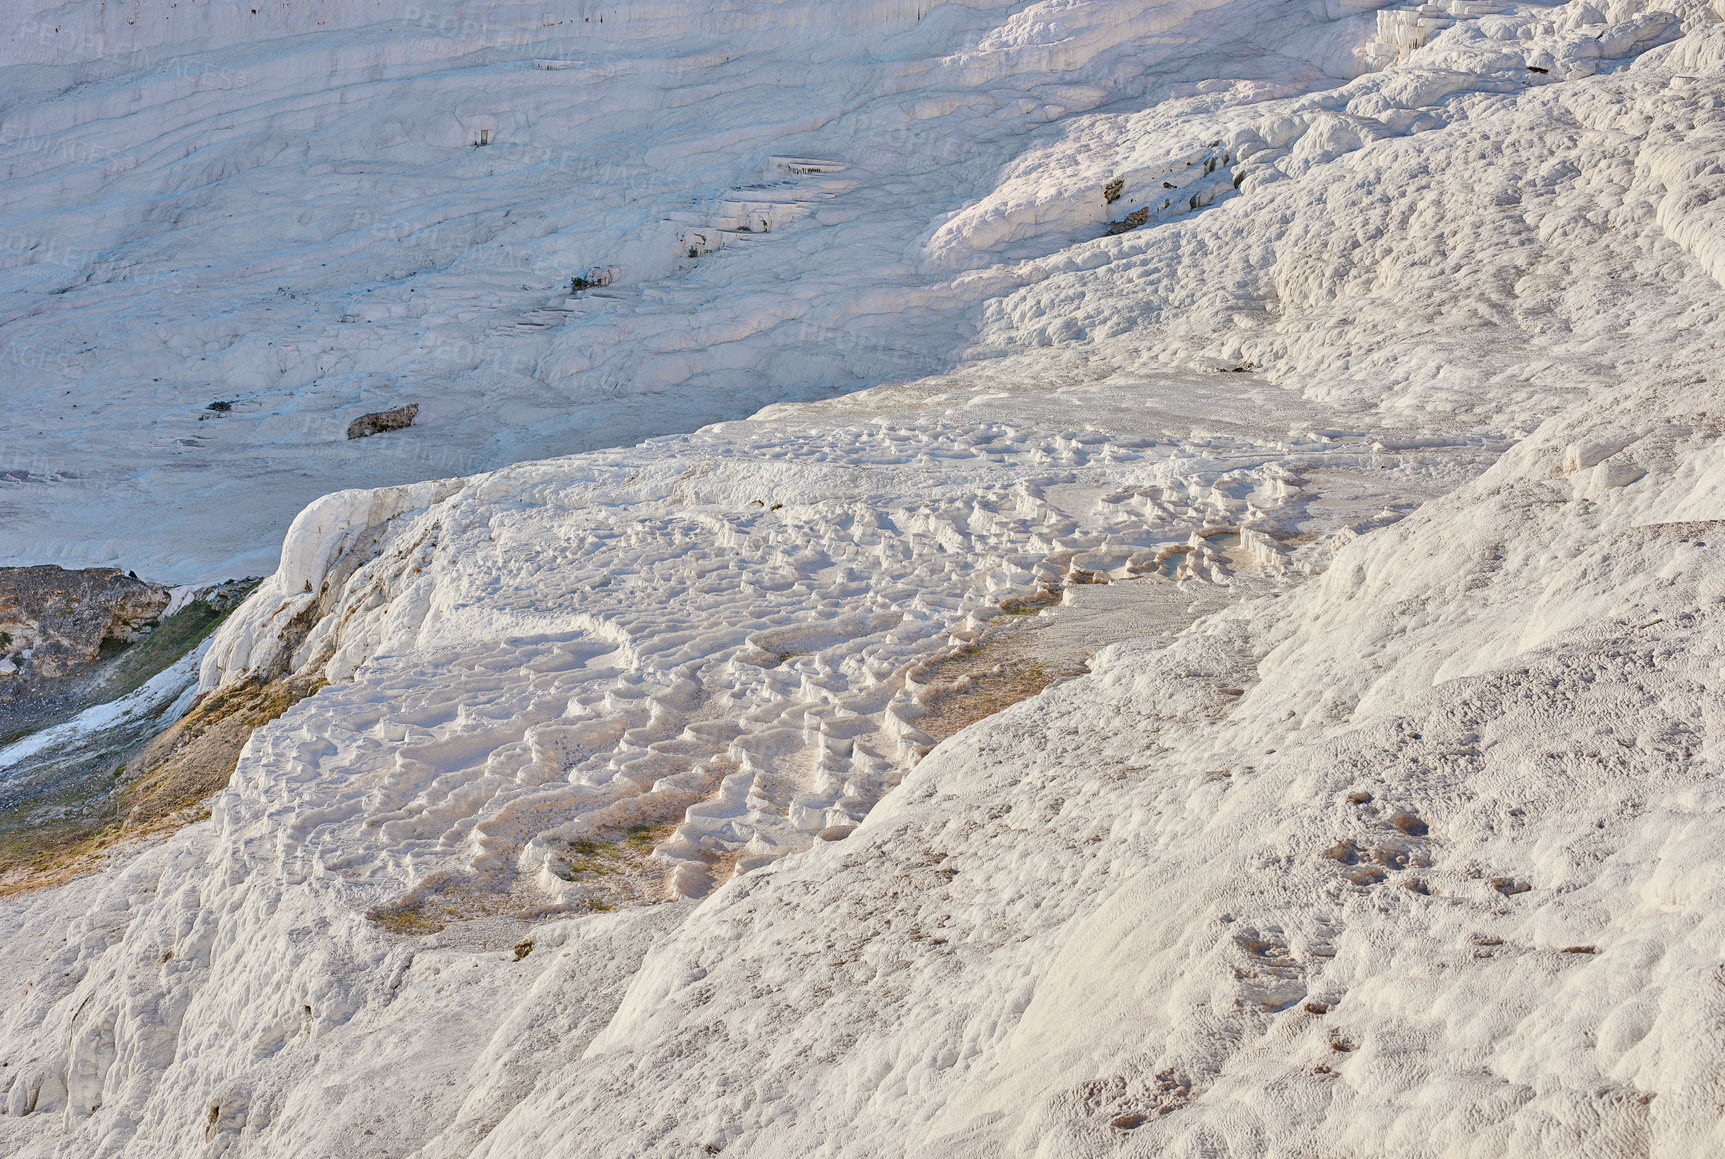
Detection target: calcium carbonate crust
<box><xmin>2</xmin><ymin>0</ymin><xmax>1725</xmax><ymax>1157</ymax></box>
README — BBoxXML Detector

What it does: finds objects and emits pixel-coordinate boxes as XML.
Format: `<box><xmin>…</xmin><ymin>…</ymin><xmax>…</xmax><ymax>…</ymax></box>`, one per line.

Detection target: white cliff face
<box><xmin>4</xmin><ymin>0</ymin><xmax>1725</xmax><ymax>1157</ymax></box>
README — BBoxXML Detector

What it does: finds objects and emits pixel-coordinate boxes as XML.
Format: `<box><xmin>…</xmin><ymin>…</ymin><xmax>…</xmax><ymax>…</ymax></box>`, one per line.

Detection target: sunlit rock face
<box><xmin>0</xmin><ymin>566</ymin><xmax>169</xmax><ymax>682</ymax></box>
<box><xmin>4</xmin><ymin>0</ymin><xmax>1725</xmax><ymax>1157</ymax></box>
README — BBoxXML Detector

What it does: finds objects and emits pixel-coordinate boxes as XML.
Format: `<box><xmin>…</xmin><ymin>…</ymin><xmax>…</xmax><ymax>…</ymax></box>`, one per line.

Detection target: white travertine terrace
<box><xmin>3</xmin><ymin>0</ymin><xmax>1725</xmax><ymax>1155</ymax></box>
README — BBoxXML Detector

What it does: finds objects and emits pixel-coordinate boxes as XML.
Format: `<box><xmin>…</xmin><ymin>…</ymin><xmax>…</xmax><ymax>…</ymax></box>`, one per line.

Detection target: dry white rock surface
<box><xmin>2</xmin><ymin>0</ymin><xmax>1725</xmax><ymax>1156</ymax></box>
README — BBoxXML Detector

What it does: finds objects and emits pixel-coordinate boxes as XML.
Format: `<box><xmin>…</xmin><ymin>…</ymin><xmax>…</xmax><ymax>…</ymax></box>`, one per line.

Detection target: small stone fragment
<box><xmin>1107</xmin><ymin>207</ymin><xmax>1149</xmax><ymax>235</ymax></box>
<box><xmin>1389</xmin><ymin>811</ymin><xmax>1428</xmax><ymax>836</ymax></box>
<box><xmin>347</xmin><ymin>403</ymin><xmax>420</xmax><ymax>440</ymax></box>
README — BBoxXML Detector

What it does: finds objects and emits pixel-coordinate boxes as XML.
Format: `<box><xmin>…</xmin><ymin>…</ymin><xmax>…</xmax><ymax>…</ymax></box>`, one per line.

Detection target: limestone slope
<box><xmin>2</xmin><ymin>1</ymin><xmax>1725</xmax><ymax>1157</ymax></box>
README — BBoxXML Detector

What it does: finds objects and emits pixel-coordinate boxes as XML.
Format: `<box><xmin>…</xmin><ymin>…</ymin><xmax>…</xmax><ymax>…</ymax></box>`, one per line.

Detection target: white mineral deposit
<box><xmin>0</xmin><ymin>0</ymin><xmax>1720</xmax><ymax>1154</ymax></box>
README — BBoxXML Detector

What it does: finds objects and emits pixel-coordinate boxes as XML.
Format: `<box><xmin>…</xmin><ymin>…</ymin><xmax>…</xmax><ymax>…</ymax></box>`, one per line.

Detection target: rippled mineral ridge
<box><xmin>3</xmin><ymin>0</ymin><xmax>1725</xmax><ymax>1155</ymax></box>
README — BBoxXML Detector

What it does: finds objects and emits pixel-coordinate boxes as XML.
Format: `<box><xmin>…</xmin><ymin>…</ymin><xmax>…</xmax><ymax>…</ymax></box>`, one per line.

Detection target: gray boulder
<box><xmin>346</xmin><ymin>403</ymin><xmax>419</xmax><ymax>440</ymax></box>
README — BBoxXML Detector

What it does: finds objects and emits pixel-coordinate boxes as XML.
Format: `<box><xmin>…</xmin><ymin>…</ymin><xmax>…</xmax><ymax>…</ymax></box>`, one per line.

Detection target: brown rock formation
<box><xmin>0</xmin><ymin>566</ymin><xmax>171</xmax><ymax>681</ymax></box>
<box><xmin>346</xmin><ymin>403</ymin><xmax>419</xmax><ymax>440</ymax></box>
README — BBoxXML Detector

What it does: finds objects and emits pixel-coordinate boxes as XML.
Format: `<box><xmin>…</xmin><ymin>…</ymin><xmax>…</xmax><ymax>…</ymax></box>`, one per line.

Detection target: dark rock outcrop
<box><xmin>0</xmin><ymin>566</ymin><xmax>171</xmax><ymax>681</ymax></box>
<box><xmin>0</xmin><ymin>575</ymin><xmax>261</xmax><ymax>892</ymax></box>
<box><xmin>346</xmin><ymin>403</ymin><xmax>419</xmax><ymax>440</ymax></box>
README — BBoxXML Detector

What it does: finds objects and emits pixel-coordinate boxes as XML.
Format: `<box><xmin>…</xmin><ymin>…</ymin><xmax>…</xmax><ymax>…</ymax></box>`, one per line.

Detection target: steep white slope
<box><xmin>530</xmin><ymin>397</ymin><xmax>1725</xmax><ymax>1157</ymax></box>
<box><xmin>3</xmin><ymin>1</ymin><xmax>1725</xmax><ymax>1157</ymax></box>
